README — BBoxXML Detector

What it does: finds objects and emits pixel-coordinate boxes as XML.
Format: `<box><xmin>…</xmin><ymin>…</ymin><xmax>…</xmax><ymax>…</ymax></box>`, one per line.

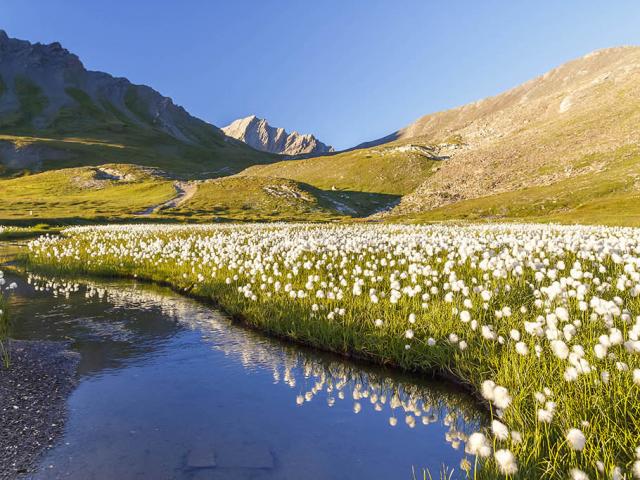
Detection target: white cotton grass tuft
<box><xmin>570</xmin><ymin>468</ymin><xmax>590</xmax><ymax>480</ymax></box>
<box><xmin>515</xmin><ymin>341</ymin><xmax>529</xmax><ymax>356</ymax></box>
<box><xmin>566</xmin><ymin>428</ymin><xmax>586</xmax><ymax>451</ymax></box>
<box><xmin>611</xmin><ymin>466</ymin><xmax>623</xmax><ymax>480</ymax></box>
<box><xmin>480</xmin><ymin>380</ymin><xmax>513</xmax><ymax>410</ymax></box>
<box><xmin>492</xmin><ymin>386</ymin><xmax>512</xmax><ymax>410</ymax></box>
<box><xmin>481</xmin><ymin>380</ymin><xmax>496</xmax><ymax>401</ymax></box>
<box><xmin>465</xmin><ymin>432</ymin><xmax>491</xmax><ymax>458</ymax></box>
<box><xmin>550</xmin><ymin>340</ymin><xmax>570</xmax><ymax>360</ymax></box>
<box><xmin>491</xmin><ymin>420</ymin><xmax>509</xmax><ymax>440</ymax></box>
<box><xmin>494</xmin><ymin>449</ymin><xmax>518</xmax><ymax>475</ymax></box>
<box><xmin>537</xmin><ymin>408</ymin><xmax>554</xmax><ymax>423</ymax></box>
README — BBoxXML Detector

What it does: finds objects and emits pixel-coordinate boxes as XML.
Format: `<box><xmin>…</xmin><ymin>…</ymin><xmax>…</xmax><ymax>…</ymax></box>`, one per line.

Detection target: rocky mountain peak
<box><xmin>222</xmin><ymin>115</ymin><xmax>333</xmax><ymax>156</ymax></box>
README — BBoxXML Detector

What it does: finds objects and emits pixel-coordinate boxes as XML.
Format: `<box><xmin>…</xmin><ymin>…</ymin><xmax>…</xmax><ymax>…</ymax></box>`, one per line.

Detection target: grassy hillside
<box><xmin>165</xmin><ymin>176</ymin><xmax>347</xmax><ymax>222</ymax></box>
<box><xmin>241</xmin><ymin>145</ymin><xmax>440</xmax><ymax>196</ymax></box>
<box><xmin>351</xmin><ymin>47</ymin><xmax>640</xmax><ymax>220</ymax></box>
<box><xmin>0</xmin><ymin>130</ymin><xmax>271</xmax><ymax>179</ymax></box>
<box><xmin>0</xmin><ymin>164</ymin><xmax>175</xmax><ymax>223</ymax></box>
<box><xmin>0</xmin><ymin>165</ymin><xmax>386</xmax><ymax>224</ymax></box>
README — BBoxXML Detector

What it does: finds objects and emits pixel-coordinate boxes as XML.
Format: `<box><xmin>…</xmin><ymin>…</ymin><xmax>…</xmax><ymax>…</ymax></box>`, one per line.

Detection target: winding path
<box><xmin>137</xmin><ymin>181</ymin><xmax>198</xmax><ymax>215</ymax></box>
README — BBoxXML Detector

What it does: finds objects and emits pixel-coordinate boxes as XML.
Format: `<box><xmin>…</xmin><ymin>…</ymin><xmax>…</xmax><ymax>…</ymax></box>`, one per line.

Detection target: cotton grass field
<box><xmin>24</xmin><ymin>223</ymin><xmax>640</xmax><ymax>478</ymax></box>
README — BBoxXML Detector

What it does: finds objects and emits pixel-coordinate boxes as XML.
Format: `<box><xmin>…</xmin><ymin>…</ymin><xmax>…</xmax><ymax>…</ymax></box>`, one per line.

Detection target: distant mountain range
<box><xmin>222</xmin><ymin>115</ymin><xmax>333</xmax><ymax>156</ymax></box>
<box><xmin>1</xmin><ymin>29</ymin><xmax>639</xmax><ymax>226</ymax></box>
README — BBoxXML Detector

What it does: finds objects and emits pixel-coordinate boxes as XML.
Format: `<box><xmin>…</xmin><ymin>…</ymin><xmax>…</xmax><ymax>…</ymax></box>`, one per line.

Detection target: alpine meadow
<box><xmin>1</xmin><ymin>3</ymin><xmax>640</xmax><ymax>479</ymax></box>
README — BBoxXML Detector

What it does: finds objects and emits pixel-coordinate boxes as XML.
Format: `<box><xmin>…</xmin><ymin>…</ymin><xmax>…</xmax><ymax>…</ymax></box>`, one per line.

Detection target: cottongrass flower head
<box><xmin>465</xmin><ymin>432</ymin><xmax>491</xmax><ymax>458</ymax></box>
<box><xmin>537</xmin><ymin>408</ymin><xmax>554</xmax><ymax>423</ymax></box>
<box><xmin>494</xmin><ymin>449</ymin><xmax>518</xmax><ymax>475</ymax></box>
<box><xmin>492</xmin><ymin>386</ymin><xmax>512</xmax><ymax>410</ymax></box>
<box><xmin>566</xmin><ymin>428</ymin><xmax>586</xmax><ymax>451</ymax></box>
<box><xmin>491</xmin><ymin>420</ymin><xmax>510</xmax><ymax>441</ymax></box>
<box><xmin>570</xmin><ymin>468</ymin><xmax>589</xmax><ymax>480</ymax></box>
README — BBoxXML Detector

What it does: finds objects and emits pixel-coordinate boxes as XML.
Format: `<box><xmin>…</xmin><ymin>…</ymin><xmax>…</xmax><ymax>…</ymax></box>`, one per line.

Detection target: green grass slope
<box><xmin>238</xmin><ymin>144</ymin><xmax>442</xmax><ymax>216</ymax></box>
<box><xmin>164</xmin><ymin>176</ymin><xmax>347</xmax><ymax>222</ymax></box>
<box><xmin>0</xmin><ymin>164</ymin><xmax>175</xmax><ymax>224</ymax></box>
<box><xmin>241</xmin><ymin>145</ymin><xmax>440</xmax><ymax>195</ymax></box>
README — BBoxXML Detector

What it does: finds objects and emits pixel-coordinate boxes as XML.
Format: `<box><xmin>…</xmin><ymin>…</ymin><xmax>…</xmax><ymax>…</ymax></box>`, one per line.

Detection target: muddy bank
<box><xmin>0</xmin><ymin>340</ymin><xmax>79</xmax><ymax>479</ymax></box>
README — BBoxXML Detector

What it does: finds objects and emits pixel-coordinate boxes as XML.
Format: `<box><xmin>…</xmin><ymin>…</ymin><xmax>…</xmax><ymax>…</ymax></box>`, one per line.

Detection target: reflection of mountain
<box><xmin>19</xmin><ymin>272</ymin><xmax>483</xmax><ymax>452</ymax></box>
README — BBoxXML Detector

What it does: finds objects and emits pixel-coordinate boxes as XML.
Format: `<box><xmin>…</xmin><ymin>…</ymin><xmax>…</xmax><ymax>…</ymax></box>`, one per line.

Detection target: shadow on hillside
<box><xmin>314</xmin><ymin>189</ymin><xmax>400</xmax><ymax>217</ymax></box>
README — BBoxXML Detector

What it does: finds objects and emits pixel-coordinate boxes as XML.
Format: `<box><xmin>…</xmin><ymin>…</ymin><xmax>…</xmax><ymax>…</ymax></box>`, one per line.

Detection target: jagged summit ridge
<box><xmin>222</xmin><ymin>115</ymin><xmax>334</xmax><ymax>155</ymax></box>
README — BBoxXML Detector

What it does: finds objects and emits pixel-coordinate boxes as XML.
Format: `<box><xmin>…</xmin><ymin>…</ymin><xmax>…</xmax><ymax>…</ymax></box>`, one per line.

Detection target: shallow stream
<box><xmin>3</xmin><ymin>248</ymin><xmax>483</xmax><ymax>479</ymax></box>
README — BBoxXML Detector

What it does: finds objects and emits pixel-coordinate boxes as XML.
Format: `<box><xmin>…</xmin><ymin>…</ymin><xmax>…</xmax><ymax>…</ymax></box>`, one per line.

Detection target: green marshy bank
<box><xmin>0</xmin><ymin>273</ymin><xmax>10</xmax><ymax>368</ymax></box>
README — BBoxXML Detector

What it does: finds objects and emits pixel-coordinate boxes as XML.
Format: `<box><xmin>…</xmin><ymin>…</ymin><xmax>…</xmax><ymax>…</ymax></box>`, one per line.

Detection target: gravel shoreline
<box><xmin>0</xmin><ymin>340</ymin><xmax>79</xmax><ymax>479</ymax></box>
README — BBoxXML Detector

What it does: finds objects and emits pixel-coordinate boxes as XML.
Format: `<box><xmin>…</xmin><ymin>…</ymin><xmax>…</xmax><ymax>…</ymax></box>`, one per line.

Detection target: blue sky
<box><xmin>3</xmin><ymin>1</ymin><xmax>640</xmax><ymax>149</ymax></box>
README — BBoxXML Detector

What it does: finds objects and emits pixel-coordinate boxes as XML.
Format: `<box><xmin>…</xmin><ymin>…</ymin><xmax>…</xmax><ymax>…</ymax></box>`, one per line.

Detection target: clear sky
<box><xmin>3</xmin><ymin>1</ymin><xmax>640</xmax><ymax>149</ymax></box>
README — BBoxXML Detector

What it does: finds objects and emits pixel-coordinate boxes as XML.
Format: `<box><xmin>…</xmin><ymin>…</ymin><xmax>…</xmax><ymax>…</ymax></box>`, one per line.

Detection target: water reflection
<box><xmin>10</xmin><ymin>272</ymin><xmax>484</xmax><ymax>479</ymax></box>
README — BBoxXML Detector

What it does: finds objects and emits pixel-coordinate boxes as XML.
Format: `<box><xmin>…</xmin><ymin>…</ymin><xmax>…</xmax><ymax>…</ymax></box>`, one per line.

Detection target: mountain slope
<box><xmin>0</xmin><ymin>31</ymin><xmax>273</xmax><ymax>177</ymax></box>
<box><xmin>361</xmin><ymin>46</ymin><xmax>640</xmax><ymax>217</ymax></box>
<box><xmin>222</xmin><ymin>115</ymin><xmax>333</xmax><ymax>156</ymax></box>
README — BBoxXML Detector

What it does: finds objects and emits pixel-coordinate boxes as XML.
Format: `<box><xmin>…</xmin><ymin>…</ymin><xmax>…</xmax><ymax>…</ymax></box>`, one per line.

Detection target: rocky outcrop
<box><xmin>222</xmin><ymin>115</ymin><xmax>333</xmax><ymax>156</ymax></box>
